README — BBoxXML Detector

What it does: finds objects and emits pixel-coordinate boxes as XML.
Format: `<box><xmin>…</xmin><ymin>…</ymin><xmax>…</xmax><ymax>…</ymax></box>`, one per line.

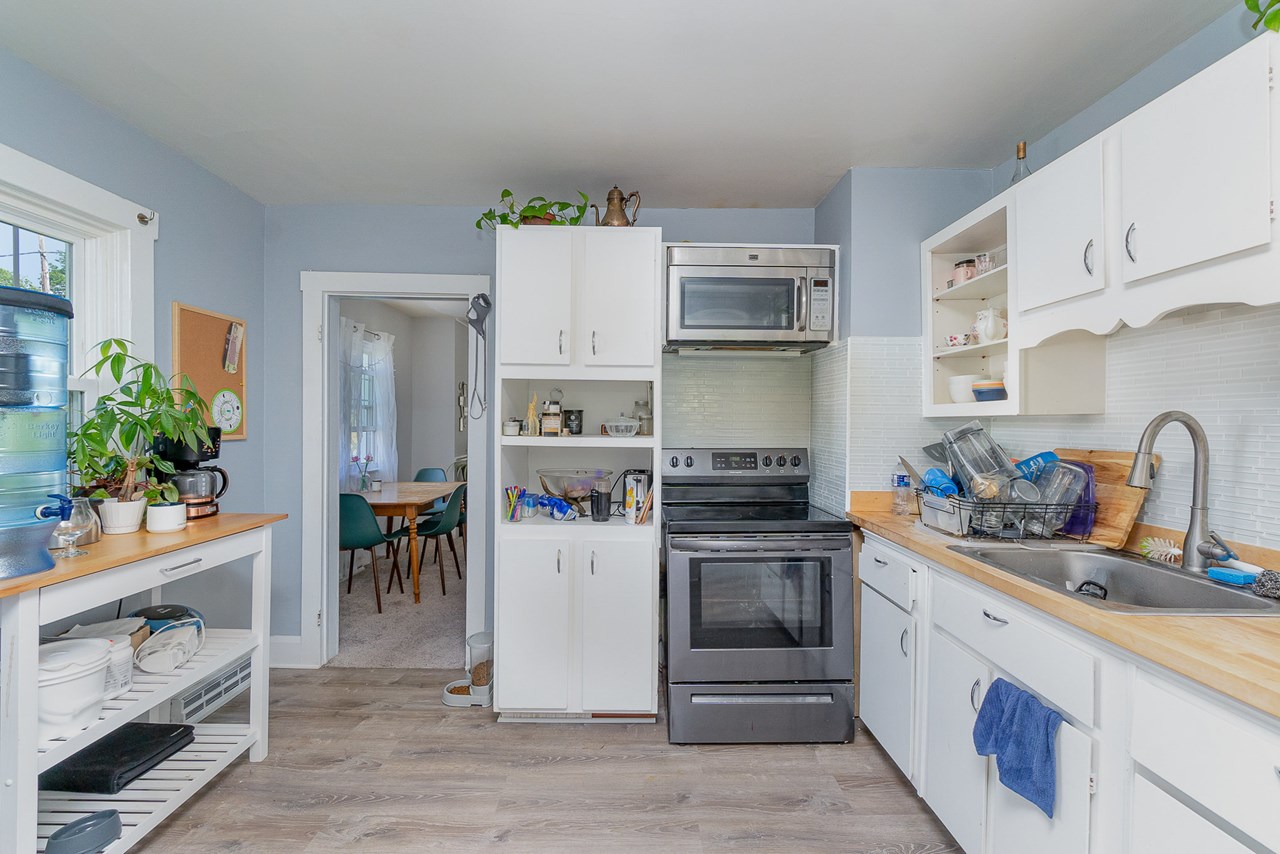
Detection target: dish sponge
<box><xmin>1253</xmin><ymin>570</ymin><xmax>1280</xmax><ymax>600</ymax></box>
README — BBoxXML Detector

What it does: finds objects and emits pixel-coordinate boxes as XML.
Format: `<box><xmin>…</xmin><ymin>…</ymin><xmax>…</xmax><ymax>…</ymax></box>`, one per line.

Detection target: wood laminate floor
<box><xmin>132</xmin><ymin>668</ymin><xmax>958</xmax><ymax>853</ymax></box>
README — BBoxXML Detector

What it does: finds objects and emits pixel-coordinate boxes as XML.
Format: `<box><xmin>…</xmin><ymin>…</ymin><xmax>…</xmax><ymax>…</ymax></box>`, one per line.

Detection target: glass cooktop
<box><xmin>663</xmin><ymin>502</ymin><xmax>852</xmax><ymax>534</ymax></box>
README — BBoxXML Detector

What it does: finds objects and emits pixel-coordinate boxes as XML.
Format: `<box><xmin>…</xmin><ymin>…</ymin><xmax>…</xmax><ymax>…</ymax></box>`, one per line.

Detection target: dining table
<box><xmin>359</xmin><ymin>481</ymin><xmax>463</xmax><ymax>602</ymax></box>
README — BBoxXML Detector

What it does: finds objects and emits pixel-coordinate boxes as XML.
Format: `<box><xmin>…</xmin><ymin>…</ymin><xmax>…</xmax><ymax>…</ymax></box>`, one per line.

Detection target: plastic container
<box><xmin>102</xmin><ymin>635</ymin><xmax>134</xmax><ymax>700</ymax></box>
<box><xmin>38</xmin><ymin>638</ymin><xmax>111</xmax><ymax>741</ymax></box>
<box><xmin>468</xmin><ymin>632</ymin><xmax>493</xmax><ymax>690</ymax></box>
<box><xmin>603</xmin><ymin>417</ymin><xmax>641</xmax><ymax>437</ymax></box>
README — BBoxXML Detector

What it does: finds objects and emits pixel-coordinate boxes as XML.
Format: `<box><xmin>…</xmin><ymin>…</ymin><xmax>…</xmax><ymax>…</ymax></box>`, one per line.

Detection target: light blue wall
<box><xmin>815</xmin><ymin>168</ymin><xmax>992</xmax><ymax>338</ymax></box>
<box><xmin>0</xmin><ymin>48</ymin><xmax>267</xmax><ymax>628</ymax></box>
<box><xmin>262</xmin><ymin>205</ymin><xmax>811</xmax><ymax>634</ymax></box>
<box><xmin>814</xmin><ymin>172</ymin><xmax>853</xmax><ymax>337</ymax></box>
<box><xmin>992</xmin><ymin>8</ymin><xmax>1255</xmax><ymax>184</ymax></box>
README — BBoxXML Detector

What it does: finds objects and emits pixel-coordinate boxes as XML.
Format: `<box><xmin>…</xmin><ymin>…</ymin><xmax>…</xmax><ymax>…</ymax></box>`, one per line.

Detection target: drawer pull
<box><xmin>899</xmin><ymin>628</ymin><xmax>909</xmax><ymax>657</ymax></box>
<box><xmin>160</xmin><ymin>558</ymin><xmax>203</xmax><ymax>577</ymax></box>
<box><xmin>970</xmin><ymin>678</ymin><xmax>982</xmax><ymax>713</ymax></box>
<box><xmin>556</xmin><ymin>549</ymin><xmax>562</xmax><ymax>574</ymax></box>
<box><xmin>982</xmin><ymin>609</ymin><xmax>1009</xmax><ymax>626</ymax></box>
<box><xmin>872</xmin><ymin>556</ymin><xmax>889</xmax><ymax>566</ymax></box>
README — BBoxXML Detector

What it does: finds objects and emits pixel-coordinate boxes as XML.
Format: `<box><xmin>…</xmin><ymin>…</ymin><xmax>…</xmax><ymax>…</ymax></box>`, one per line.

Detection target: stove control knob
<box><xmin>762</xmin><ymin>455</ymin><xmax>773</xmax><ymax>468</ymax></box>
<box><xmin>685</xmin><ymin>455</ymin><xmax>695</xmax><ymax>469</ymax></box>
<box><xmin>791</xmin><ymin>455</ymin><xmax>803</xmax><ymax>468</ymax></box>
<box><xmin>670</xmin><ymin>455</ymin><xmax>680</xmax><ymax>468</ymax></box>
<box><xmin>776</xmin><ymin>453</ymin><xmax>788</xmax><ymax>467</ymax></box>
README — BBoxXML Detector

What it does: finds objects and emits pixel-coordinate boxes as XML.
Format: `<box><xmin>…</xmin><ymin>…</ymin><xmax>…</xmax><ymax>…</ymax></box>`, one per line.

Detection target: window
<box><xmin>0</xmin><ymin>220</ymin><xmax>70</xmax><ymax>297</ymax></box>
<box><xmin>348</xmin><ymin>347</ymin><xmax>376</xmax><ymax>460</ymax></box>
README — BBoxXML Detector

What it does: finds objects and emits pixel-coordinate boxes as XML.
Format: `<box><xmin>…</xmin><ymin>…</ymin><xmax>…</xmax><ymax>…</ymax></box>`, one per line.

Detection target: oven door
<box><xmin>667</xmin><ymin>266</ymin><xmax>812</xmax><ymax>344</ymax></box>
<box><xmin>666</xmin><ymin>535</ymin><xmax>853</xmax><ymax>683</ymax></box>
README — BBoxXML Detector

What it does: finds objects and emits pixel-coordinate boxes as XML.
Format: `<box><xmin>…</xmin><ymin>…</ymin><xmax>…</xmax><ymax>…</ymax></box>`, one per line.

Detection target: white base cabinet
<box><xmin>494</xmin><ymin>532</ymin><xmax>657</xmax><ymax>717</ymax></box>
<box><xmin>860</xmin><ymin>532</ymin><xmax>1280</xmax><ymax>854</ymax></box>
<box><xmin>857</xmin><ymin>585</ymin><xmax>915</xmax><ymax>777</ymax></box>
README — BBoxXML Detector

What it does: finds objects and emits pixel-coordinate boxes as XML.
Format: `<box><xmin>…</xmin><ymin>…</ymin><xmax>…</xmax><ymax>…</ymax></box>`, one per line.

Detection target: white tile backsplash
<box><xmin>993</xmin><ymin>303</ymin><xmax>1280</xmax><ymax>550</ymax></box>
<box><xmin>810</xmin><ymin>341</ymin><xmax>849</xmax><ymax>514</ymax></box>
<box><xmin>662</xmin><ymin>354</ymin><xmax>812</xmax><ymax>447</ymax></box>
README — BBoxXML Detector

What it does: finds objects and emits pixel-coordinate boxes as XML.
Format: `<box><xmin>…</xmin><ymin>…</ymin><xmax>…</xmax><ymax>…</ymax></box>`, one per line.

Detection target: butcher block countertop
<box><xmin>0</xmin><ymin>512</ymin><xmax>287</xmax><ymax>599</ymax></box>
<box><xmin>847</xmin><ymin>505</ymin><xmax>1280</xmax><ymax>721</ymax></box>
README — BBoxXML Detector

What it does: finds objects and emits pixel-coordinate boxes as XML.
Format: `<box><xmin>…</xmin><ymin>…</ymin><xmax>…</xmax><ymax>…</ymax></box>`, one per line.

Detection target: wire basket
<box><xmin>917</xmin><ymin>490</ymin><xmax>1098</xmax><ymax>541</ymax></box>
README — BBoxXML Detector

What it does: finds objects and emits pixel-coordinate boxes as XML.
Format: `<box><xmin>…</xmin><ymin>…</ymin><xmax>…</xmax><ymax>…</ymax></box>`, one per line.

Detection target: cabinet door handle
<box><xmin>556</xmin><ymin>549</ymin><xmax>562</xmax><ymax>574</ymax></box>
<box><xmin>873</xmin><ymin>556</ymin><xmax>889</xmax><ymax>567</ymax></box>
<box><xmin>558</xmin><ymin>329</ymin><xmax>564</xmax><ymax>355</ymax></box>
<box><xmin>982</xmin><ymin>609</ymin><xmax>1009</xmax><ymax>626</ymax></box>
<box><xmin>1083</xmin><ymin>239</ymin><xmax>1095</xmax><ymax>276</ymax></box>
<box><xmin>160</xmin><ymin>558</ymin><xmax>203</xmax><ymax>577</ymax></box>
<box><xmin>590</xmin><ymin>551</ymin><xmax>596</xmax><ymax>575</ymax></box>
<box><xmin>591</xmin><ymin>330</ymin><xmax>598</xmax><ymax>356</ymax></box>
<box><xmin>970</xmin><ymin>678</ymin><xmax>982</xmax><ymax>713</ymax></box>
<box><xmin>899</xmin><ymin>628</ymin><xmax>909</xmax><ymax>657</ymax></box>
<box><xmin>1125</xmin><ymin>223</ymin><xmax>1137</xmax><ymax>263</ymax></box>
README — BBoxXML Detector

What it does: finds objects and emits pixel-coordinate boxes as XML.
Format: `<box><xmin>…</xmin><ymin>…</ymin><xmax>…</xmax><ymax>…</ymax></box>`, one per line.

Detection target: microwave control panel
<box><xmin>809</xmin><ymin>276</ymin><xmax>832</xmax><ymax>332</ymax></box>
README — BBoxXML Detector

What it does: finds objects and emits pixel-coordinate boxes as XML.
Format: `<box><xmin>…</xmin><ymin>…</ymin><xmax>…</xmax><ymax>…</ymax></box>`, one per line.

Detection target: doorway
<box><xmin>326</xmin><ymin>297</ymin><xmax>471</xmax><ymax>668</ymax></box>
<box><xmin>296</xmin><ymin>272</ymin><xmax>492</xmax><ymax>669</ymax></box>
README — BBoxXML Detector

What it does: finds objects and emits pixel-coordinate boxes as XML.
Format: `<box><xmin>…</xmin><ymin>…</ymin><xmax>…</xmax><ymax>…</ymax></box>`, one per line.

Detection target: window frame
<box><xmin>0</xmin><ymin>142</ymin><xmax>157</xmax><ymax>392</ymax></box>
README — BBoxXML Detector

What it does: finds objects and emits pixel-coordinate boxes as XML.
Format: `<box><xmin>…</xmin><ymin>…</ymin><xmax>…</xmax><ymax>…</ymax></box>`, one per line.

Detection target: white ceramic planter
<box><xmin>145</xmin><ymin>502</ymin><xmax>187</xmax><ymax>534</ymax></box>
<box><xmin>97</xmin><ymin>497</ymin><xmax>147</xmax><ymax>534</ymax></box>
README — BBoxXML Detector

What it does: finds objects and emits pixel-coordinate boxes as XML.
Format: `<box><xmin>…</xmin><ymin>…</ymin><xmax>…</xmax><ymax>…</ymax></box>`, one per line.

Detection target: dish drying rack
<box><xmin>917</xmin><ymin>489</ymin><xmax>1098</xmax><ymax>541</ymax></box>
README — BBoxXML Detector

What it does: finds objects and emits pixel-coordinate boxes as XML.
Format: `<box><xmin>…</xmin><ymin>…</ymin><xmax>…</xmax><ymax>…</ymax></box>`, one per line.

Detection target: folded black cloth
<box><xmin>40</xmin><ymin>723</ymin><xmax>194</xmax><ymax>795</ymax></box>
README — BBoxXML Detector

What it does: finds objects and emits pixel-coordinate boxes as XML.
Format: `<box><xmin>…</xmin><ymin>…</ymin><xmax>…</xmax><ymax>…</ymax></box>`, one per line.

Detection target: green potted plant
<box><xmin>1245</xmin><ymin>0</ymin><xmax>1280</xmax><ymax>31</ymax></box>
<box><xmin>69</xmin><ymin>339</ymin><xmax>211</xmax><ymax>535</ymax></box>
<box><xmin>143</xmin><ymin>478</ymin><xmax>187</xmax><ymax>534</ymax></box>
<box><xmin>475</xmin><ymin>190</ymin><xmax>590</xmax><ymax>229</ymax></box>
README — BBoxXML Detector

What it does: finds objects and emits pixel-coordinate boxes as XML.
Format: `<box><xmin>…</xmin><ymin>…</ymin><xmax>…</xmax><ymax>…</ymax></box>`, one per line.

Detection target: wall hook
<box><xmin>137</xmin><ymin>210</ymin><xmax>156</xmax><ymax>226</ymax></box>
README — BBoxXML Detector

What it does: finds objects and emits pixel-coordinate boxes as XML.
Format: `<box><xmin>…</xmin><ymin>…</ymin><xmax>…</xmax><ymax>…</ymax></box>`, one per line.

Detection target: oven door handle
<box><xmin>668</xmin><ymin>537</ymin><xmax>851</xmax><ymax>554</ymax></box>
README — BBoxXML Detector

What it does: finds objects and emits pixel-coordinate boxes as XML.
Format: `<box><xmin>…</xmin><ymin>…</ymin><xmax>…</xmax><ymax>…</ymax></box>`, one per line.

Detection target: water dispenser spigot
<box><xmin>39</xmin><ymin>494</ymin><xmax>73</xmax><ymax>521</ymax></box>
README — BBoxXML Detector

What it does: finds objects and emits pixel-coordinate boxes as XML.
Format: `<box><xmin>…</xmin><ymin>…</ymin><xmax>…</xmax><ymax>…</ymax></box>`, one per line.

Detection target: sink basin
<box><xmin>950</xmin><ymin>544</ymin><xmax>1280</xmax><ymax>616</ymax></box>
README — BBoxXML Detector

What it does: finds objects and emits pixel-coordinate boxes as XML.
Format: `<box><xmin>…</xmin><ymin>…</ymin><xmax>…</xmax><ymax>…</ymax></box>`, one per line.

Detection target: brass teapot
<box><xmin>591</xmin><ymin>185</ymin><xmax>641</xmax><ymax>227</ymax></box>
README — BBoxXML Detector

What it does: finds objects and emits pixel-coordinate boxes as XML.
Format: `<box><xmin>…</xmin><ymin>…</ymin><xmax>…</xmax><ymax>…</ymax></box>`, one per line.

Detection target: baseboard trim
<box><xmin>270</xmin><ymin>633</ymin><xmax>323</xmax><ymax>668</ymax></box>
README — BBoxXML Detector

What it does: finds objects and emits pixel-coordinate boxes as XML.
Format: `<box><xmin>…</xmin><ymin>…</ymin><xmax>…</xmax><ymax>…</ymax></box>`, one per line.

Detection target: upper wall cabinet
<box><xmin>497</xmin><ymin>226</ymin><xmax>661</xmax><ymax>375</ymax></box>
<box><xmin>1119</xmin><ymin>35</ymin><xmax>1272</xmax><ymax>285</ymax></box>
<box><xmin>1016</xmin><ymin>139</ymin><xmax>1106</xmax><ymax>312</ymax></box>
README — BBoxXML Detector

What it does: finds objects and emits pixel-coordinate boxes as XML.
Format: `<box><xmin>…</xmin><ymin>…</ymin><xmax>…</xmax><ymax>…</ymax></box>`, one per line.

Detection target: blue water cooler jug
<box><xmin>0</xmin><ymin>285</ymin><xmax>74</xmax><ymax>579</ymax></box>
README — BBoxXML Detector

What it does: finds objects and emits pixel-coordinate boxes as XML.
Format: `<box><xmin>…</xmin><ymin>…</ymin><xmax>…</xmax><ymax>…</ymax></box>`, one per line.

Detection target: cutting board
<box><xmin>1054</xmin><ymin>448</ymin><xmax>1161</xmax><ymax>549</ymax></box>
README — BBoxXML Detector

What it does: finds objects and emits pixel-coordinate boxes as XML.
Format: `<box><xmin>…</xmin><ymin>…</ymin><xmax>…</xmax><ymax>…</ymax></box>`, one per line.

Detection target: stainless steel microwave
<box><xmin>665</xmin><ymin>245</ymin><xmax>837</xmax><ymax>352</ymax></box>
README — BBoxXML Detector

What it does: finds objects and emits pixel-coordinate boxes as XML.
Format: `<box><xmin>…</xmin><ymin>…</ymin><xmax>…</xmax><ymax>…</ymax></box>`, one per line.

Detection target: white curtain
<box><xmin>338</xmin><ymin>317</ymin><xmax>398</xmax><ymax>490</ymax></box>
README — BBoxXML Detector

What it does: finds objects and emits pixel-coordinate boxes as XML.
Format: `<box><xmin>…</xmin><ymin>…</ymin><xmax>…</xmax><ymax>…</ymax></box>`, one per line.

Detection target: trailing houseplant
<box><xmin>1246</xmin><ymin>0</ymin><xmax>1280</xmax><ymax>31</ymax></box>
<box><xmin>475</xmin><ymin>190</ymin><xmax>590</xmax><ymax>229</ymax></box>
<box><xmin>69</xmin><ymin>339</ymin><xmax>212</xmax><ymax>507</ymax></box>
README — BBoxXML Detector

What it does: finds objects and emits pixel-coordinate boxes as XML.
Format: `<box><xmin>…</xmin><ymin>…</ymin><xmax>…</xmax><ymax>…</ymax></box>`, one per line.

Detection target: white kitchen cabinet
<box><xmin>1130</xmin><ymin>775</ymin><xmax>1252</xmax><ymax>854</ymax></box>
<box><xmin>1120</xmin><ymin>35</ymin><xmax>1272</xmax><ymax>285</ymax></box>
<box><xmin>497</xmin><ymin>227</ymin><xmax>574</xmax><ymax>366</ymax></box>
<box><xmin>494</xmin><ymin>536</ymin><xmax>573</xmax><ymax>711</ymax></box>
<box><xmin>494</xmin><ymin>532</ymin><xmax>657</xmax><ymax>717</ymax></box>
<box><xmin>988</xmin><ymin>717</ymin><xmax>1092</xmax><ymax>854</ymax></box>
<box><xmin>923</xmin><ymin>630</ymin><xmax>990</xmax><ymax>854</ymax></box>
<box><xmin>497</xmin><ymin>225</ymin><xmax>661</xmax><ymax>373</ymax></box>
<box><xmin>580</xmin><ymin>229</ymin><xmax>658</xmax><ymax>367</ymax></box>
<box><xmin>1015</xmin><ymin>139</ymin><xmax>1106</xmax><ymax>312</ymax></box>
<box><xmin>579</xmin><ymin>539</ymin><xmax>656</xmax><ymax>712</ymax></box>
<box><xmin>858</xmin><ymin>583</ymin><xmax>915</xmax><ymax>777</ymax></box>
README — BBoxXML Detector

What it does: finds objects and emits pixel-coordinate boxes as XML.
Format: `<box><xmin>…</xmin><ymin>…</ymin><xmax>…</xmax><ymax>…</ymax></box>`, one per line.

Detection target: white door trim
<box><xmin>288</xmin><ymin>271</ymin><xmax>491</xmax><ymax>668</ymax></box>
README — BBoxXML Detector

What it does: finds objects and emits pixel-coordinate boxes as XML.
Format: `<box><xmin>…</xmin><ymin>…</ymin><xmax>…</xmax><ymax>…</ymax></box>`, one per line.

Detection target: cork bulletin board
<box><xmin>171</xmin><ymin>302</ymin><xmax>247</xmax><ymax>440</ymax></box>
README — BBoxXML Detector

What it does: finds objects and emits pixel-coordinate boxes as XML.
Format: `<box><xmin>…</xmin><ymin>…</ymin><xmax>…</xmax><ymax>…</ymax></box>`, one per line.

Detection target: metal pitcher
<box><xmin>591</xmin><ymin>185</ymin><xmax>641</xmax><ymax>227</ymax></box>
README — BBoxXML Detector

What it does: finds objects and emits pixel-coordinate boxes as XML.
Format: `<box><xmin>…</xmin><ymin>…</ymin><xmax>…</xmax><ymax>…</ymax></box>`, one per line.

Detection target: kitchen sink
<box><xmin>950</xmin><ymin>544</ymin><xmax>1280</xmax><ymax>616</ymax></box>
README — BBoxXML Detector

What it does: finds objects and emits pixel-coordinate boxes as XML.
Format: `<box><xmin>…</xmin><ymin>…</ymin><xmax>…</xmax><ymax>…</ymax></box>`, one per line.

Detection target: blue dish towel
<box><xmin>972</xmin><ymin>677</ymin><xmax>1064</xmax><ymax>818</ymax></box>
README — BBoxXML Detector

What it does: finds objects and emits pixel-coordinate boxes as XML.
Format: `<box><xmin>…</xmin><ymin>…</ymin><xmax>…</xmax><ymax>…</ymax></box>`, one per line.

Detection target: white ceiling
<box><xmin>0</xmin><ymin>0</ymin><xmax>1239</xmax><ymax>208</ymax></box>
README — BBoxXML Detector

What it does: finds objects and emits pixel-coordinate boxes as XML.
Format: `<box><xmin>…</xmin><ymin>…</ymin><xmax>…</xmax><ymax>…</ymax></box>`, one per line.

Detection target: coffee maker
<box><xmin>155</xmin><ymin>427</ymin><xmax>229</xmax><ymax>519</ymax></box>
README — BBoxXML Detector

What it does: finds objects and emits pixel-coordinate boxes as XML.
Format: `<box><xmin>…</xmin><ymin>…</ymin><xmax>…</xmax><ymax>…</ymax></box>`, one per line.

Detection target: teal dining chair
<box><xmin>340</xmin><ymin>493</ymin><xmax>408</xmax><ymax>613</ymax></box>
<box><xmin>417</xmin><ymin>484</ymin><xmax>466</xmax><ymax>595</ymax></box>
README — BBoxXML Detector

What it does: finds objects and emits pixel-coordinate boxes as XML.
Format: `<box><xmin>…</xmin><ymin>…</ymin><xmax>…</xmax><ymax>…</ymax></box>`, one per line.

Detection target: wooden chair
<box><xmin>340</xmin><ymin>493</ymin><xmax>407</xmax><ymax>613</ymax></box>
<box><xmin>417</xmin><ymin>485</ymin><xmax>466</xmax><ymax>595</ymax></box>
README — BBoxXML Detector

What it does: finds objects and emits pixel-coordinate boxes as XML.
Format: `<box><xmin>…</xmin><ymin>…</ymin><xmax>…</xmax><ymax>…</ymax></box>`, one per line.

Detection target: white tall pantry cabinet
<box><xmin>492</xmin><ymin>225</ymin><xmax>662</xmax><ymax>721</ymax></box>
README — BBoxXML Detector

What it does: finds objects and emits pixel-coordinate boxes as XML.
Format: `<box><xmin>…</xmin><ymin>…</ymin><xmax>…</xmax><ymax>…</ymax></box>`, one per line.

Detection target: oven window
<box><xmin>678</xmin><ymin>277</ymin><xmax>796</xmax><ymax>330</ymax></box>
<box><xmin>688</xmin><ymin>555</ymin><xmax>832</xmax><ymax>649</ymax></box>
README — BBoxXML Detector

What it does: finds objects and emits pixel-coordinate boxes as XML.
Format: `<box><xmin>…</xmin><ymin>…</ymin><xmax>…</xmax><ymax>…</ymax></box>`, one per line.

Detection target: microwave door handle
<box><xmin>796</xmin><ymin>277</ymin><xmax>808</xmax><ymax>332</ymax></box>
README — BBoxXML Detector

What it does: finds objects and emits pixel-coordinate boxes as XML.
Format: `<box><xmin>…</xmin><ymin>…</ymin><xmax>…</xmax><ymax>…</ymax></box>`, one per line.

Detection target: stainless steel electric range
<box><xmin>662</xmin><ymin>448</ymin><xmax>855</xmax><ymax>744</ymax></box>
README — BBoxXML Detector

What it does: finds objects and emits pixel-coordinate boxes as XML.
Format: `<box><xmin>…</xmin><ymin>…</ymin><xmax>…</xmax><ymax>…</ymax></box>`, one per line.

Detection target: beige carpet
<box><xmin>326</xmin><ymin>544</ymin><xmax>467</xmax><ymax>670</ymax></box>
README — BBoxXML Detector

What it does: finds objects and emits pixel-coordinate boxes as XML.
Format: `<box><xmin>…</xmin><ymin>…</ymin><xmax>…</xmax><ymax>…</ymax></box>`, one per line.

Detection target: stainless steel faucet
<box><xmin>1127</xmin><ymin>411</ymin><xmax>1224</xmax><ymax>572</ymax></box>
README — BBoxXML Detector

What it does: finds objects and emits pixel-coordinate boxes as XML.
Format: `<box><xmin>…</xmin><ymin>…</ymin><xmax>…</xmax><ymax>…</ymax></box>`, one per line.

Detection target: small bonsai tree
<box><xmin>69</xmin><ymin>339</ymin><xmax>212</xmax><ymax>502</ymax></box>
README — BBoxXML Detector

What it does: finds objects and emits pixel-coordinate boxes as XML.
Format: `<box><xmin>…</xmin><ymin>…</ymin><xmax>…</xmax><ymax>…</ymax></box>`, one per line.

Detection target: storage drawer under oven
<box><xmin>667</xmin><ymin>682</ymin><xmax>855</xmax><ymax>744</ymax></box>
